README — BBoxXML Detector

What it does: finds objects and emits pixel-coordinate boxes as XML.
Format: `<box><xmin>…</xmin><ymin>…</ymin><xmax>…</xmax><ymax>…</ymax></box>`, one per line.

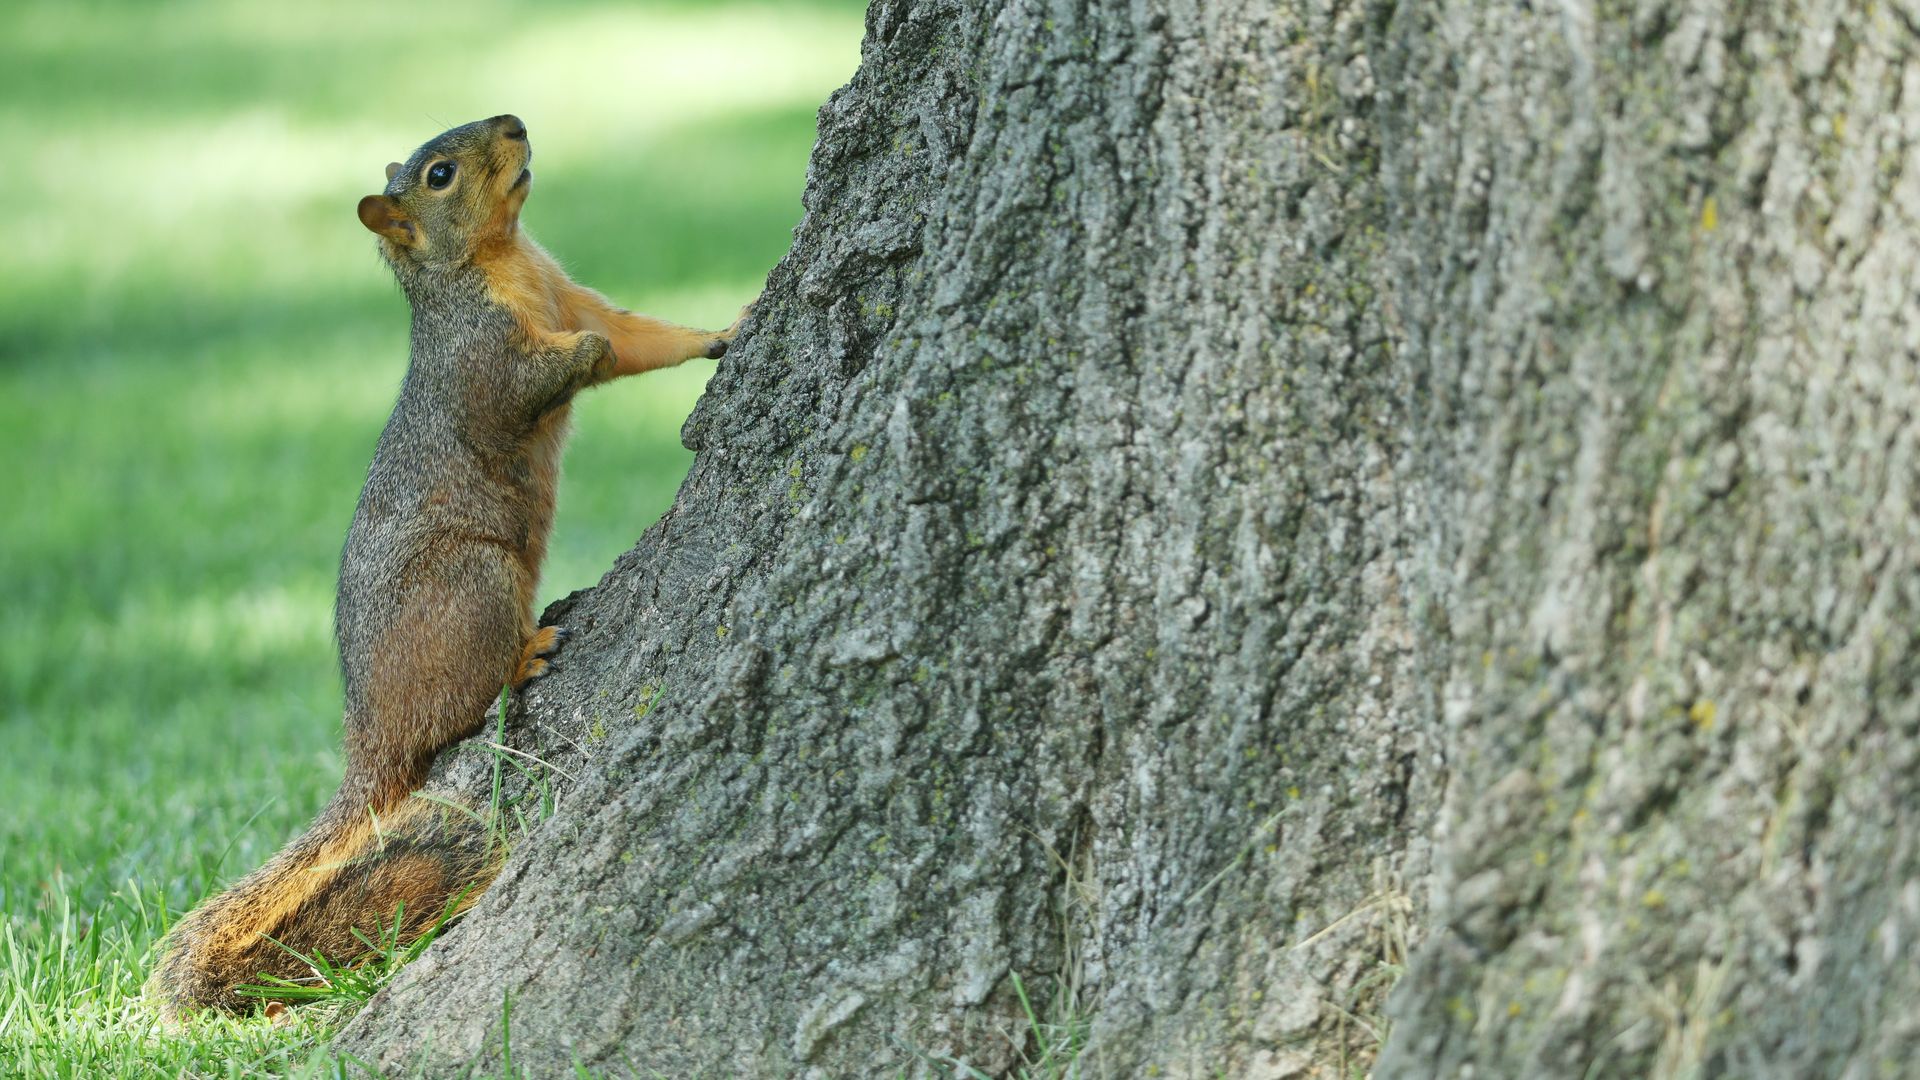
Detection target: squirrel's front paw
<box><xmin>705</xmin><ymin>303</ymin><xmax>752</xmax><ymax>359</ymax></box>
<box><xmin>575</xmin><ymin>330</ymin><xmax>614</xmax><ymax>366</ymax></box>
<box><xmin>512</xmin><ymin>625</ymin><xmax>570</xmax><ymax>687</ymax></box>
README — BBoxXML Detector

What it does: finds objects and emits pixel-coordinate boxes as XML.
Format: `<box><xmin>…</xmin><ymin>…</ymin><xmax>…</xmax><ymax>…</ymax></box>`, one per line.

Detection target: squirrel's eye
<box><xmin>426</xmin><ymin>161</ymin><xmax>456</xmax><ymax>190</ymax></box>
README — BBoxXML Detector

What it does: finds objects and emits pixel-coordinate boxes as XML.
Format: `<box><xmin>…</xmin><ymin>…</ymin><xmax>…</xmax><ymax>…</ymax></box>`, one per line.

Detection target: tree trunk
<box><xmin>335</xmin><ymin>0</ymin><xmax>1918</xmax><ymax>1075</ymax></box>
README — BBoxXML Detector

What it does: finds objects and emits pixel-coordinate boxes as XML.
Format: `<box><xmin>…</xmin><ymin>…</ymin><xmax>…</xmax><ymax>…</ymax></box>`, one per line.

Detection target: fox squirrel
<box><xmin>150</xmin><ymin>114</ymin><xmax>738</xmax><ymax>1016</ymax></box>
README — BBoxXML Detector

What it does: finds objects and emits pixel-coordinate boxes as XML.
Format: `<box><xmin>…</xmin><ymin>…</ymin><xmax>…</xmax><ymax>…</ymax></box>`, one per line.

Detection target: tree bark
<box><xmin>335</xmin><ymin>0</ymin><xmax>1919</xmax><ymax>1075</ymax></box>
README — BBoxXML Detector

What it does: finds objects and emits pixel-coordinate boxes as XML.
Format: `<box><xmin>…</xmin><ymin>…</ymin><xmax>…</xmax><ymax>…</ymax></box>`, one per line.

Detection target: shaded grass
<box><xmin>0</xmin><ymin>0</ymin><xmax>863</xmax><ymax>1072</ymax></box>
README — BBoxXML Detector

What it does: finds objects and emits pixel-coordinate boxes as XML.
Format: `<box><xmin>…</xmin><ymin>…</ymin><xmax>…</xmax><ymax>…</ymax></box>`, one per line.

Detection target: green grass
<box><xmin>0</xmin><ymin>0</ymin><xmax>864</xmax><ymax>1073</ymax></box>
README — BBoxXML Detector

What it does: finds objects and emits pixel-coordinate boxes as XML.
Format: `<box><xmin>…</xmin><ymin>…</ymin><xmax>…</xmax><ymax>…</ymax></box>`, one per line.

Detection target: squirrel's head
<box><xmin>357</xmin><ymin>114</ymin><xmax>533</xmax><ymax>268</ymax></box>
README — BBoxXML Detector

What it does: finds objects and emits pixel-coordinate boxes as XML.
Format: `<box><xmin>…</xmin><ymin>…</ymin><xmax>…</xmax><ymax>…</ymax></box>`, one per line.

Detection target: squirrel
<box><xmin>149</xmin><ymin>114</ymin><xmax>738</xmax><ymax>1016</ymax></box>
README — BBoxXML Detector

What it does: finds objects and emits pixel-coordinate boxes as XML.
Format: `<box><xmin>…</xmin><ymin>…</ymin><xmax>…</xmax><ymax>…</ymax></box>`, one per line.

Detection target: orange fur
<box><xmin>512</xmin><ymin>625</ymin><xmax>566</xmax><ymax>685</ymax></box>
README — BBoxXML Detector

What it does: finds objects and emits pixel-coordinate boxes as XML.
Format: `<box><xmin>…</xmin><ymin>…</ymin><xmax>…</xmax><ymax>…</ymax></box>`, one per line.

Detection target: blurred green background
<box><xmin>0</xmin><ymin>0</ymin><xmax>863</xmax><ymax>1070</ymax></box>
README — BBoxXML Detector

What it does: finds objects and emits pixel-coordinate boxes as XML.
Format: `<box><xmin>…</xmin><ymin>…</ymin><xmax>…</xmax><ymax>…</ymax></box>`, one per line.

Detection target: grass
<box><xmin>1296</xmin><ymin>860</ymin><xmax>1411</xmax><ymax>1078</ymax></box>
<box><xmin>0</xmin><ymin>0</ymin><xmax>865</xmax><ymax>1073</ymax></box>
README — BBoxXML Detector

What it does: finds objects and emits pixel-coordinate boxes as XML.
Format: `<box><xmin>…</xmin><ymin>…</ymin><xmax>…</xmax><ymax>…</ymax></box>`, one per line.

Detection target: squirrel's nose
<box><xmin>492</xmin><ymin>114</ymin><xmax>527</xmax><ymax>141</ymax></box>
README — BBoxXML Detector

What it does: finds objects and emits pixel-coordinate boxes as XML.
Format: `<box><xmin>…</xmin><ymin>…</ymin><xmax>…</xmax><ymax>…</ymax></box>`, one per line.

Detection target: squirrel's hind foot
<box><xmin>511</xmin><ymin>625</ymin><xmax>569</xmax><ymax>686</ymax></box>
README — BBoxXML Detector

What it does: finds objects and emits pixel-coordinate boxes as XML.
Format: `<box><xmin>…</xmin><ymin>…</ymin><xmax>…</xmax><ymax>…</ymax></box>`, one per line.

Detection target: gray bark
<box><xmin>335</xmin><ymin>0</ymin><xmax>1917</xmax><ymax>1076</ymax></box>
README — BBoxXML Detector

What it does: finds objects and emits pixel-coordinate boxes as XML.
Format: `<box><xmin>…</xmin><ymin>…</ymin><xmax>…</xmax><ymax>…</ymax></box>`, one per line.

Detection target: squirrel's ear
<box><xmin>384</xmin><ymin>161</ymin><xmax>401</xmax><ymax>181</ymax></box>
<box><xmin>357</xmin><ymin>195</ymin><xmax>417</xmax><ymax>245</ymax></box>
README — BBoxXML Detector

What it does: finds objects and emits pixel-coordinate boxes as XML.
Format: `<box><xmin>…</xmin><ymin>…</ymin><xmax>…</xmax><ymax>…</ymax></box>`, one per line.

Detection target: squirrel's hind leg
<box><xmin>349</xmin><ymin>545</ymin><xmax>530</xmax><ymax>796</ymax></box>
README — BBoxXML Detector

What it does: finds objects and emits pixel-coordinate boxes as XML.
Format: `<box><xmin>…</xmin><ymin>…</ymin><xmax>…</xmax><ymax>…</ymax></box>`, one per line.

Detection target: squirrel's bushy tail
<box><xmin>148</xmin><ymin>780</ymin><xmax>500</xmax><ymax>1016</ymax></box>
